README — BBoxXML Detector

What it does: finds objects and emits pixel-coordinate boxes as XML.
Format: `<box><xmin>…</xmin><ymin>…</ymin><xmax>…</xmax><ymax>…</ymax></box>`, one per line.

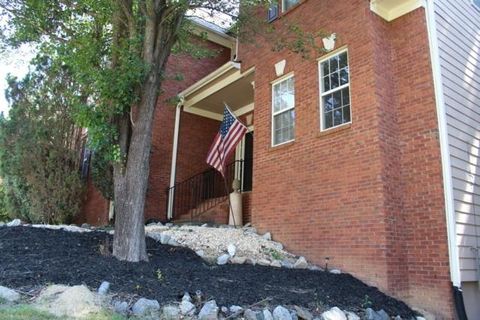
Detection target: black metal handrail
<box><xmin>165</xmin><ymin>160</ymin><xmax>243</xmax><ymax>221</ymax></box>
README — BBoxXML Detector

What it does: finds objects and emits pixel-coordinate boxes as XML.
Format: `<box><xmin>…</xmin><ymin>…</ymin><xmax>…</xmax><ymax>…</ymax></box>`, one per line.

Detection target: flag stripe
<box><xmin>206</xmin><ymin>106</ymin><xmax>247</xmax><ymax>176</ymax></box>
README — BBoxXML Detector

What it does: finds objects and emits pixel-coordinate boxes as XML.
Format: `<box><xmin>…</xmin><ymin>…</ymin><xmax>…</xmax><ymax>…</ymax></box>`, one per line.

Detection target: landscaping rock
<box><xmin>198</xmin><ymin>300</ymin><xmax>219</xmax><ymax>320</ymax></box>
<box><xmin>0</xmin><ymin>222</ymin><xmax>5</xmax><ymax>227</ymax></box>
<box><xmin>113</xmin><ymin>301</ymin><xmax>128</xmax><ymax>315</ymax></box>
<box><xmin>196</xmin><ymin>250</ymin><xmax>205</xmax><ymax>257</ymax></box>
<box><xmin>227</xmin><ymin>244</ymin><xmax>236</xmax><ymax>257</ymax></box>
<box><xmin>270</xmin><ymin>260</ymin><xmax>282</xmax><ymax>268</ymax></box>
<box><xmin>294</xmin><ymin>306</ymin><xmax>313</xmax><ymax>320</ymax></box>
<box><xmin>132</xmin><ymin>298</ymin><xmax>160</xmax><ymax>316</ymax></box>
<box><xmin>230</xmin><ymin>305</ymin><xmax>243</xmax><ymax>314</ymax></box>
<box><xmin>97</xmin><ymin>281</ymin><xmax>110</xmax><ymax>295</ymax></box>
<box><xmin>245</xmin><ymin>308</ymin><xmax>264</xmax><ymax>320</ymax></box>
<box><xmin>321</xmin><ymin>307</ymin><xmax>347</xmax><ymax>320</ymax></box>
<box><xmin>167</xmin><ymin>237</ymin><xmax>179</xmax><ymax>246</ymax></box>
<box><xmin>308</xmin><ymin>265</ymin><xmax>322</xmax><ymax>271</ymax></box>
<box><xmin>329</xmin><ymin>269</ymin><xmax>341</xmax><ymax>274</ymax></box>
<box><xmin>264</xmin><ymin>309</ymin><xmax>274</xmax><ymax>320</ymax></box>
<box><xmin>221</xmin><ymin>306</ymin><xmax>229</xmax><ymax>314</ymax></box>
<box><xmin>344</xmin><ymin>311</ymin><xmax>360</xmax><ymax>320</ymax></box>
<box><xmin>294</xmin><ymin>257</ymin><xmax>308</xmax><ymax>269</ymax></box>
<box><xmin>81</xmin><ymin>223</ymin><xmax>90</xmax><ymax>229</ymax></box>
<box><xmin>273</xmin><ymin>306</ymin><xmax>292</xmax><ymax>320</ymax></box>
<box><xmin>163</xmin><ymin>304</ymin><xmax>181</xmax><ymax>320</ymax></box>
<box><xmin>37</xmin><ymin>285</ymin><xmax>102</xmax><ymax>318</ymax></box>
<box><xmin>217</xmin><ymin>254</ymin><xmax>230</xmax><ymax>265</ymax></box>
<box><xmin>281</xmin><ymin>260</ymin><xmax>294</xmax><ymax>269</ymax></box>
<box><xmin>290</xmin><ymin>310</ymin><xmax>298</xmax><ymax>320</ymax></box>
<box><xmin>258</xmin><ymin>259</ymin><xmax>271</xmax><ymax>266</ymax></box>
<box><xmin>160</xmin><ymin>233</ymin><xmax>171</xmax><ymax>244</ymax></box>
<box><xmin>7</xmin><ymin>219</ymin><xmax>21</xmax><ymax>227</ymax></box>
<box><xmin>262</xmin><ymin>232</ymin><xmax>272</xmax><ymax>240</ymax></box>
<box><xmin>182</xmin><ymin>292</ymin><xmax>192</xmax><ymax>302</ymax></box>
<box><xmin>231</xmin><ymin>256</ymin><xmax>247</xmax><ymax>264</ymax></box>
<box><xmin>377</xmin><ymin>309</ymin><xmax>389</xmax><ymax>320</ymax></box>
<box><xmin>180</xmin><ymin>300</ymin><xmax>196</xmax><ymax>316</ymax></box>
<box><xmin>0</xmin><ymin>286</ymin><xmax>20</xmax><ymax>302</ymax></box>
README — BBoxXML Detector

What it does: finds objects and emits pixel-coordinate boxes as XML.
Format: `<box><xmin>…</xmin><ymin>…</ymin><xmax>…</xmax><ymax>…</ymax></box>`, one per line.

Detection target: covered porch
<box><xmin>166</xmin><ymin>61</ymin><xmax>255</xmax><ymax>223</ymax></box>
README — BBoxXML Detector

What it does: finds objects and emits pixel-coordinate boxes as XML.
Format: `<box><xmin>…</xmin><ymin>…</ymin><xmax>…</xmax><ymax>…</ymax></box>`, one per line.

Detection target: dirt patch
<box><xmin>0</xmin><ymin>226</ymin><xmax>416</xmax><ymax>317</ymax></box>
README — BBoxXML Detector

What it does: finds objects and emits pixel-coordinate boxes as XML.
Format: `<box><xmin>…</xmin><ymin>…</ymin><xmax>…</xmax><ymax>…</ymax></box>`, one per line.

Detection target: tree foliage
<box><xmin>0</xmin><ymin>0</ymin><xmax>327</xmax><ymax>261</ymax></box>
<box><xmin>0</xmin><ymin>57</ymin><xmax>85</xmax><ymax>224</ymax></box>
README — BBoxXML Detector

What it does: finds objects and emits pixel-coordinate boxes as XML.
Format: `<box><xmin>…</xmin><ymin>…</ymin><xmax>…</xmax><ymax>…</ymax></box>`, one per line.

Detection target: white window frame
<box><xmin>282</xmin><ymin>0</ymin><xmax>300</xmax><ymax>12</ymax></box>
<box><xmin>318</xmin><ymin>48</ymin><xmax>352</xmax><ymax>132</ymax></box>
<box><xmin>271</xmin><ymin>73</ymin><xmax>295</xmax><ymax>147</ymax></box>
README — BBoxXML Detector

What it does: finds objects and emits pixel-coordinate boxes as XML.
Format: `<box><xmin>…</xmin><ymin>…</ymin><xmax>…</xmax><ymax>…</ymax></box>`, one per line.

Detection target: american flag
<box><xmin>206</xmin><ymin>106</ymin><xmax>247</xmax><ymax>177</ymax></box>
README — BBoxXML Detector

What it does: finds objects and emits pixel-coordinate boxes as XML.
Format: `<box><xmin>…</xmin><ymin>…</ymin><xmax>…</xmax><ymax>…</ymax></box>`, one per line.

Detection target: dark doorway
<box><xmin>243</xmin><ymin>131</ymin><xmax>253</xmax><ymax>192</ymax></box>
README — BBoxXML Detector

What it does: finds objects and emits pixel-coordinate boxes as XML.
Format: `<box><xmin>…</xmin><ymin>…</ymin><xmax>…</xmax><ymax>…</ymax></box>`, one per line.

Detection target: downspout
<box><xmin>424</xmin><ymin>0</ymin><xmax>467</xmax><ymax>318</ymax></box>
<box><xmin>167</xmin><ymin>98</ymin><xmax>184</xmax><ymax>220</ymax></box>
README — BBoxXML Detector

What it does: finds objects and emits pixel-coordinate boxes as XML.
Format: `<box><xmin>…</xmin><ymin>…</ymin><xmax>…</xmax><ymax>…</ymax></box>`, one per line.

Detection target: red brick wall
<box><xmin>144</xmin><ymin>40</ymin><xmax>231</xmax><ymax>221</ymax></box>
<box><xmin>77</xmin><ymin>178</ymin><xmax>109</xmax><ymax>226</ymax></box>
<box><xmin>239</xmin><ymin>1</ymin><xmax>453</xmax><ymax>318</ymax></box>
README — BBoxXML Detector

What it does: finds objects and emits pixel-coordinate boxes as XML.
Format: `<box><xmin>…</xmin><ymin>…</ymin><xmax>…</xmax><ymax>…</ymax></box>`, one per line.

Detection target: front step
<box><xmin>174</xmin><ymin>197</ymin><xmax>229</xmax><ymax>224</ymax></box>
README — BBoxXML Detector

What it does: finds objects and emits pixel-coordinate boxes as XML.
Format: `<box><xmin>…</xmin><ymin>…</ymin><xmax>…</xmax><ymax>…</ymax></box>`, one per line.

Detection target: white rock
<box><xmin>163</xmin><ymin>305</ymin><xmax>181</xmax><ymax>320</ymax></box>
<box><xmin>376</xmin><ymin>310</ymin><xmax>389</xmax><ymax>320</ymax></box>
<box><xmin>7</xmin><ymin>219</ymin><xmax>21</xmax><ymax>227</ymax></box>
<box><xmin>0</xmin><ymin>222</ymin><xmax>5</xmax><ymax>227</ymax></box>
<box><xmin>180</xmin><ymin>300</ymin><xmax>196</xmax><ymax>316</ymax></box>
<box><xmin>97</xmin><ymin>281</ymin><xmax>110</xmax><ymax>295</ymax></box>
<box><xmin>321</xmin><ymin>307</ymin><xmax>347</xmax><ymax>320</ymax></box>
<box><xmin>245</xmin><ymin>309</ymin><xmax>260</xmax><ymax>320</ymax></box>
<box><xmin>37</xmin><ymin>285</ymin><xmax>101</xmax><ymax>318</ymax></box>
<box><xmin>294</xmin><ymin>257</ymin><xmax>308</xmax><ymax>269</ymax></box>
<box><xmin>344</xmin><ymin>311</ymin><xmax>360</xmax><ymax>320</ymax></box>
<box><xmin>329</xmin><ymin>269</ymin><xmax>341</xmax><ymax>274</ymax></box>
<box><xmin>198</xmin><ymin>300</ymin><xmax>219</xmax><ymax>320</ymax></box>
<box><xmin>167</xmin><ymin>237</ymin><xmax>179</xmax><ymax>246</ymax></box>
<box><xmin>182</xmin><ymin>292</ymin><xmax>192</xmax><ymax>302</ymax></box>
<box><xmin>273</xmin><ymin>306</ymin><xmax>293</xmax><ymax>320</ymax></box>
<box><xmin>227</xmin><ymin>244</ymin><xmax>236</xmax><ymax>257</ymax></box>
<box><xmin>229</xmin><ymin>305</ymin><xmax>243</xmax><ymax>314</ymax></box>
<box><xmin>160</xmin><ymin>233</ymin><xmax>171</xmax><ymax>244</ymax></box>
<box><xmin>201</xmin><ymin>223</ymin><xmax>208</xmax><ymax>227</ymax></box>
<box><xmin>246</xmin><ymin>258</ymin><xmax>257</xmax><ymax>265</ymax></box>
<box><xmin>264</xmin><ymin>309</ymin><xmax>274</xmax><ymax>320</ymax></box>
<box><xmin>262</xmin><ymin>232</ymin><xmax>272</xmax><ymax>240</ymax></box>
<box><xmin>294</xmin><ymin>306</ymin><xmax>313</xmax><ymax>320</ymax></box>
<box><xmin>258</xmin><ymin>259</ymin><xmax>271</xmax><ymax>266</ymax></box>
<box><xmin>132</xmin><ymin>298</ymin><xmax>160</xmax><ymax>316</ymax></box>
<box><xmin>415</xmin><ymin>317</ymin><xmax>426</xmax><ymax>320</ymax></box>
<box><xmin>196</xmin><ymin>250</ymin><xmax>205</xmax><ymax>257</ymax></box>
<box><xmin>113</xmin><ymin>301</ymin><xmax>128</xmax><ymax>315</ymax></box>
<box><xmin>231</xmin><ymin>256</ymin><xmax>247</xmax><ymax>264</ymax></box>
<box><xmin>281</xmin><ymin>260</ymin><xmax>294</xmax><ymax>268</ymax></box>
<box><xmin>270</xmin><ymin>260</ymin><xmax>282</xmax><ymax>268</ymax></box>
<box><xmin>308</xmin><ymin>265</ymin><xmax>322</xmax><ymax>271</ymax></box>
<box><xmin>217</xmin><ymin>254</ymin><xmax>230</xmax><ymax>265</ymax></box>
<box><xmin>0</xmin><ymin>286</ymin><xmax>20</xmax><ymax>302</ymax></box>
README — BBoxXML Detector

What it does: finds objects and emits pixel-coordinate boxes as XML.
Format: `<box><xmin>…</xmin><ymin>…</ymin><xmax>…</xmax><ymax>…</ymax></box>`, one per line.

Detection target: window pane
<box><xmin>341</xmin><ymin>87</ymin><xmax>350</xmax><ymax>106</ymax></box>
<box><xmin>273</xmin><ymin>109</ymin><xmax>295</xmax><ymax>144</ymax></box>
<box><xmin>333</xmin><ymin>90</ymin><xmax>341</xmax><ymax>109</ymax></box>
<box><xmin>322</xmin><ymin>61</ymin><xmax>329</xmax><ymax>77</ymax></box>
<box><xmin>323</xmin><ymin>76</ymin><xmax>330</xmax><ymax>92</ymax></box>
<box><xmin>340</xmin><ymin>68</ymin><xmax>349</xmax><ymax>85</ymax></box>
<box><xmin>343</xmin><ymin>105</ymin><xmax>351</xmax><ymax>123</ymax></box>
<box><xmin>330</xmin><ymin>56</ymin><xmax>339</xmax><ymax>73</ymax></box>
<box><xmin>330</xmin><ymin>72</ymin><xmax>339</xmax><ymax>89</ymax></box>
<box><xmin>283</xmin><ymin>0</ymin><xmax>299</xmax><ymax>11</ymax></box>
<box><xmin>273</xmin><ymin>77</ymin><xmax>294</xmax><ymax>113</ymax></box>
<box><xmin>323</xmin><ymin>94</ymin><xmax>334</xmax><ymax>112</ymax></box>
<box><xmin>339</xmin><ymin>52</ymin><xmax>348</xmax><ymax>69</ymax></box>
<box><xmin>333</xmin><ymin>109</ymin><xmax>343</xmax><ymax>126</ymax></box>
<box><xmin>324</xmin><ymin>111</ymin><xmax>333</xmax><ymax>129</ymax></box>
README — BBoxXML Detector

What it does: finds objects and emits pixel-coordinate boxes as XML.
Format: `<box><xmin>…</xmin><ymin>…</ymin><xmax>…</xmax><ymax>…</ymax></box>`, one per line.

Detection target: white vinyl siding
<box><xmin>272</xmin><ymin>75</ymin><xmax>295</xmax><ymax>146</ymax></box>
<box><xmin>434</xmin><ymin>0</ymin><xmax>480</xmax><ymax>282</ymax></box>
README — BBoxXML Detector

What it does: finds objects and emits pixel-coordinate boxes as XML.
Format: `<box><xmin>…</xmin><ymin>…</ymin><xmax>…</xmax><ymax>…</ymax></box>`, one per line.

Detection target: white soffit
<box><xmin>370</xmin><ymin>0</ymin><xmax>425</xmax><ymax>22</ymax></box>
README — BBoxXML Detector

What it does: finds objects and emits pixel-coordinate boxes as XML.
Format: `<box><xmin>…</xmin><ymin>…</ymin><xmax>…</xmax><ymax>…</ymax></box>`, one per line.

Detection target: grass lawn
<box><xmin>0</xmin><ymin>304</ymin><xmax>126</xmax><ymax>320</ymax></box>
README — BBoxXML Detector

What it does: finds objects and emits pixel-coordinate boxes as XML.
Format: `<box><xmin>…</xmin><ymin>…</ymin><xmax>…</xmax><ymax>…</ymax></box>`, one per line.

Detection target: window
<box><xmin>272</xmin><ymin>75</ymin><xmax>295</xmax><ymax>146</ymax></box>
<box><xmin>282</xmin><ymin>0</ymin><xmax>299</xmax><ymax>12</ymax></box>
<box><xmin>319</xmin><ymin>50</ymin><xmax>351</xmax><ymax>130</ymax></box>
<box><xmin>474</xmin><ymin>0</ymin><xmax>480</xmax><ymax>9</ymax></box>
<box><xmin>268</xmin><ymin>1</ymin><xmax>279</xmax><ymax>21</ymax></box>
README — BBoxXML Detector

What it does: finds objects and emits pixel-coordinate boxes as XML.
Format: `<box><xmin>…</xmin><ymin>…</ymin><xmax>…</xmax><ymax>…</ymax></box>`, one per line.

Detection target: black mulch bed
<box><xmin>0</xmin><ymin>226</ymin><xmax>416</xmax><ymax>317</ymax></box>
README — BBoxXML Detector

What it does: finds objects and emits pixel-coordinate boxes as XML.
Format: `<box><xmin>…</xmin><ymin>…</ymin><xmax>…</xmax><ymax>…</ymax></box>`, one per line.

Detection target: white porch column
<box><xmin>167</xmin><ymin>99</ymin><xmax>183</xmax><ymax>220</ymax></box>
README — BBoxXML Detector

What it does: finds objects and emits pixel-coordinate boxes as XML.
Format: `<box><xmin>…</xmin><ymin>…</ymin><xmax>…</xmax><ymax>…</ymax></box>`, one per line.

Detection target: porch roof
<box><xmin>179</xmin><ymin>61</ymin><xmax>255</xmax><ymax>121</ymax></box>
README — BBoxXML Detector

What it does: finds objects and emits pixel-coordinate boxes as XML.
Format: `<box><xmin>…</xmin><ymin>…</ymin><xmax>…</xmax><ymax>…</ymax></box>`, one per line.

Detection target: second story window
<box><xmin>283</xmin><ymin>0</ymin><xmax>300</xmax><ymax>12</ymax></box>
<box><xmin>272</xmin><ymin>75</ymin><xmax>295</xmax><ymax>146</ymax></box>
<box><xmin>319</xmin><ymin>50</ymin><xmax>351</xmax><ymax>131</ymax></box>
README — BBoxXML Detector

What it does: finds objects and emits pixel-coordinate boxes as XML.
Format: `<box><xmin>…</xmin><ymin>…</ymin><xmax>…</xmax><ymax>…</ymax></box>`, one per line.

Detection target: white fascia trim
<box><xmin>234</xmin><ymin>103</ymin><xmax>254</xmax><ymax>117</ymax></box>
<box><xmin>371</xmin><ymin>0</ymin><xmax>425</xmax><ymax>22</ymax></box>
<box><xmin>183</xmin><ymin>106</ymin><xmax>223</xmax><ymax>121</ymax></box>
<box><xmin>425</xmin><ymin>0</ymin><xmax>461</xmax><ymax>287</ymax></box>
<box><xmin>191</xmin><ymin>21</ymin><xmax>236</xmax><ymax>50</ymax></box>
<box><xmin>179</xmin><ymin>61</ymin><xmax>240</xmax><ymax>98</ymax></box>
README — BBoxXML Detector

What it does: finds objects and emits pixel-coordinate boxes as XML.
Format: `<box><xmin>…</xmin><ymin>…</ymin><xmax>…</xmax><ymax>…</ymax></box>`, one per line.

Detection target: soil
<box><xmin>0</xmin><ymin>226</ymin><xmax>417</xmax><ymax>317</ymax></box>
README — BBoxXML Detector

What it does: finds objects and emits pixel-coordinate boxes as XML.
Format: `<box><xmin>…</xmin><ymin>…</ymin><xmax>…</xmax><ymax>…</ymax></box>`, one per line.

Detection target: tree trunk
<box><xmin>112</xmin><ymin>73</ymin><xmax>159</xmax><ymax>262</ymax></box>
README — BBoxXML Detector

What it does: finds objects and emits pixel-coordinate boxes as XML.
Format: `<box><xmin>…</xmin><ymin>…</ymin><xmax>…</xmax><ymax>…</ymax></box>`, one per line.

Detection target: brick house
<box><xmin>79</xmin><ymin>0</ymin><xmax>480</xmax><ymax>319</ymax></box>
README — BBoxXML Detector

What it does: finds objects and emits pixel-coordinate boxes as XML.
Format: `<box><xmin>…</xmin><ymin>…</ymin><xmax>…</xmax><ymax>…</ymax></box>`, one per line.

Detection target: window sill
<box><xmin>317</xmin><ymin>123</ymin><xmax>352</xmax><ymax>137</ymax></box>
<box><xmin>269</xmin><ymin>140</ymin><xmax>295</xmax><ymax>152</ymax></box>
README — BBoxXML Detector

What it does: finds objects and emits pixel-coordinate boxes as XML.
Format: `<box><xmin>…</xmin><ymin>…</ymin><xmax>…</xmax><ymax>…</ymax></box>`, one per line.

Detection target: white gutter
<box><xmin>424</xmin><ymin>0</ymin><xmax>461</xmax><ymax>287</ymax></box>
<box><xmin>179</xmin><ymin>61</ymin><xmax>240</xmax><ymax>98</ymax></box>
<box><xmin>167</xmin><ymin>99</ymin><xmax>184</xmax><ymax>220</ymax></box>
